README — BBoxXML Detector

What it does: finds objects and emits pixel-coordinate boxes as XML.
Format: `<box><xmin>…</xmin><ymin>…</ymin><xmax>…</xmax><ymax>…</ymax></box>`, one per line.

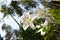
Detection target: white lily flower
<box><xmin>35</xmin><ymin>20</ymin><xmax>49</xmax><ymax>35</ymax></box>
<box><xmin>34</xmin><ymin>7</ymin><xmax>50</xmax><ymax>27</ymax></box>
<box><xmin>20</xmin><ymin>11</ymin><xmax>38</xmax><ymax>30</ymax></box>
<box><xmin>34</xmin><ymin>7</ymin><xmax>49</xmax><ymax>19</ymax></box>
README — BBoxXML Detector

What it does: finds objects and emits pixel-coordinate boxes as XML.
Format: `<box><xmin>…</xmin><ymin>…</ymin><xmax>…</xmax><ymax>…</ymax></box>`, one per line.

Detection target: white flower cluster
<box><xmin>20</xmin><ymin>7</ymin><xmax>51</xmax><ymax>35</ymax></box>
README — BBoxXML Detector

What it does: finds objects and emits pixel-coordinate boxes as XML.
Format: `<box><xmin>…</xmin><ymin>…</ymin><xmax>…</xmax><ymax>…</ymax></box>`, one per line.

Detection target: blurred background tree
<box><xmin>0</xmin><ymin>0</ymin><xmax>60</xmax><ymax>40</ymax></box>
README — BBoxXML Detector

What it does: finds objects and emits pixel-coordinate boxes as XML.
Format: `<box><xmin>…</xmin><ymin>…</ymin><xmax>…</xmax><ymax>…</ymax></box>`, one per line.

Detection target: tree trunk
<box><xmin>52</xmin><ymin>0</ymin><xmax>60</xmax><ymax>1</ymax></box>
<box><xmin>10</xmin><ymin>14</ymin><xmax>20</xmax><ymax>26</ymax></box>
<box><xmin>42</xmin><ymin>1</ymin><xmax>60</xmax><ymax>8</ymax></box>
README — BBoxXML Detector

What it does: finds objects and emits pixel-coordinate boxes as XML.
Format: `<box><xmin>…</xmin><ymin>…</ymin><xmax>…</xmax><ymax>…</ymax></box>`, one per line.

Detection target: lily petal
<box><xmin>23</xmin><ymin>23</ymin><xmax>29</xmax><ymax>30</ymax></box>
<box><xmin>31</xmin><ymin>14</ymin><xmax>39</xmax><ymax>21</ymax></box>
<box><xmin>36</xmin><ymin>28</ymin><xmax>46</xmax><ymax>35</ymax></box>
<box><xmin>29</xmin><ymin>22</ymin><xmax>36</xmax><ymax>30</ymax></box>
<box><xmin>36</xmin><ymin>25</ymin><xmax>41</xmax><ymax>28</ymax></box>
<box><xmin>41</xmin><ymin>20</ymin><xmax>48</xmax><ymax>27</ymax></box>
<box><xmin>40</xmin><ymin>28</ymin><xmax>46</xmax><ymax>35</ymax></box>
<box><xmin>35</xmin><ymin>7</ymin><xmax>48</xmax><ymax>18</ymax></box>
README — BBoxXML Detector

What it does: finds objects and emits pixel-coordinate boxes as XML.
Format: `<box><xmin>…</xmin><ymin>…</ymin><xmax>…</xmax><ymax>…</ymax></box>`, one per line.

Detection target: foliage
<box><xmin>20</xmin><ymin>0</ymin><xmax>37</xmax><ymax>10</ymax></box>
<box><xmin>33</xmin><ymin>18</ymin><xmax>45</xmax><ymax>25</ymax></box>
<box><xmin>43</xmin><ymin>7</ymin><xmax>60</xmax><ymax>40</ymax></box>
<box><xmin>11</xmin><ymin>1</ymin><xmax>22</xmax><ymax>16</ymax></box>
<box><xmin>19</xmin><ymin>27</ymin><xmax>44</xmax><ymax>40</ymax></box>
<box><xmin>49</xmin><ymin>8</ymin><xmax>60</xmax><ymax>24</ymax></box>
<box><xmin>0</xmin><ymin>0</ymin><xmax>60</xmax><ymax>40</ymax></box>
<box><xmin>41</xmin><ymin>1</ymin><xmax>60</xmax><ymax>40</ymax></box>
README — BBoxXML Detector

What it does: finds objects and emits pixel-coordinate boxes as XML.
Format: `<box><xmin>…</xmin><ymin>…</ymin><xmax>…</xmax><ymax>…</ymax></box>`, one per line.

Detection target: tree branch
<box><xmin>10</xmin><ymin>14</ymin><xmax>20</xmax><ymax>27</ymax></box>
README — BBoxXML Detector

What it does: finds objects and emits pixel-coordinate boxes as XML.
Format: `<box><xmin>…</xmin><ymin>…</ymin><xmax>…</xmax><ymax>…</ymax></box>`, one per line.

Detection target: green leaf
<box><xmin>49</xmin><ymin>8</ymin><xmax>60</xmax><ymax>24</ymax></box>
<box><xmin>43</xmin><ymin>26</ymin><xmax>51</xmax><ymax>32</ymax></box>
<box><xmin>33</xmin><ymin>18</ymin><xmax>42</xmax><ymax>25</ymax></box>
